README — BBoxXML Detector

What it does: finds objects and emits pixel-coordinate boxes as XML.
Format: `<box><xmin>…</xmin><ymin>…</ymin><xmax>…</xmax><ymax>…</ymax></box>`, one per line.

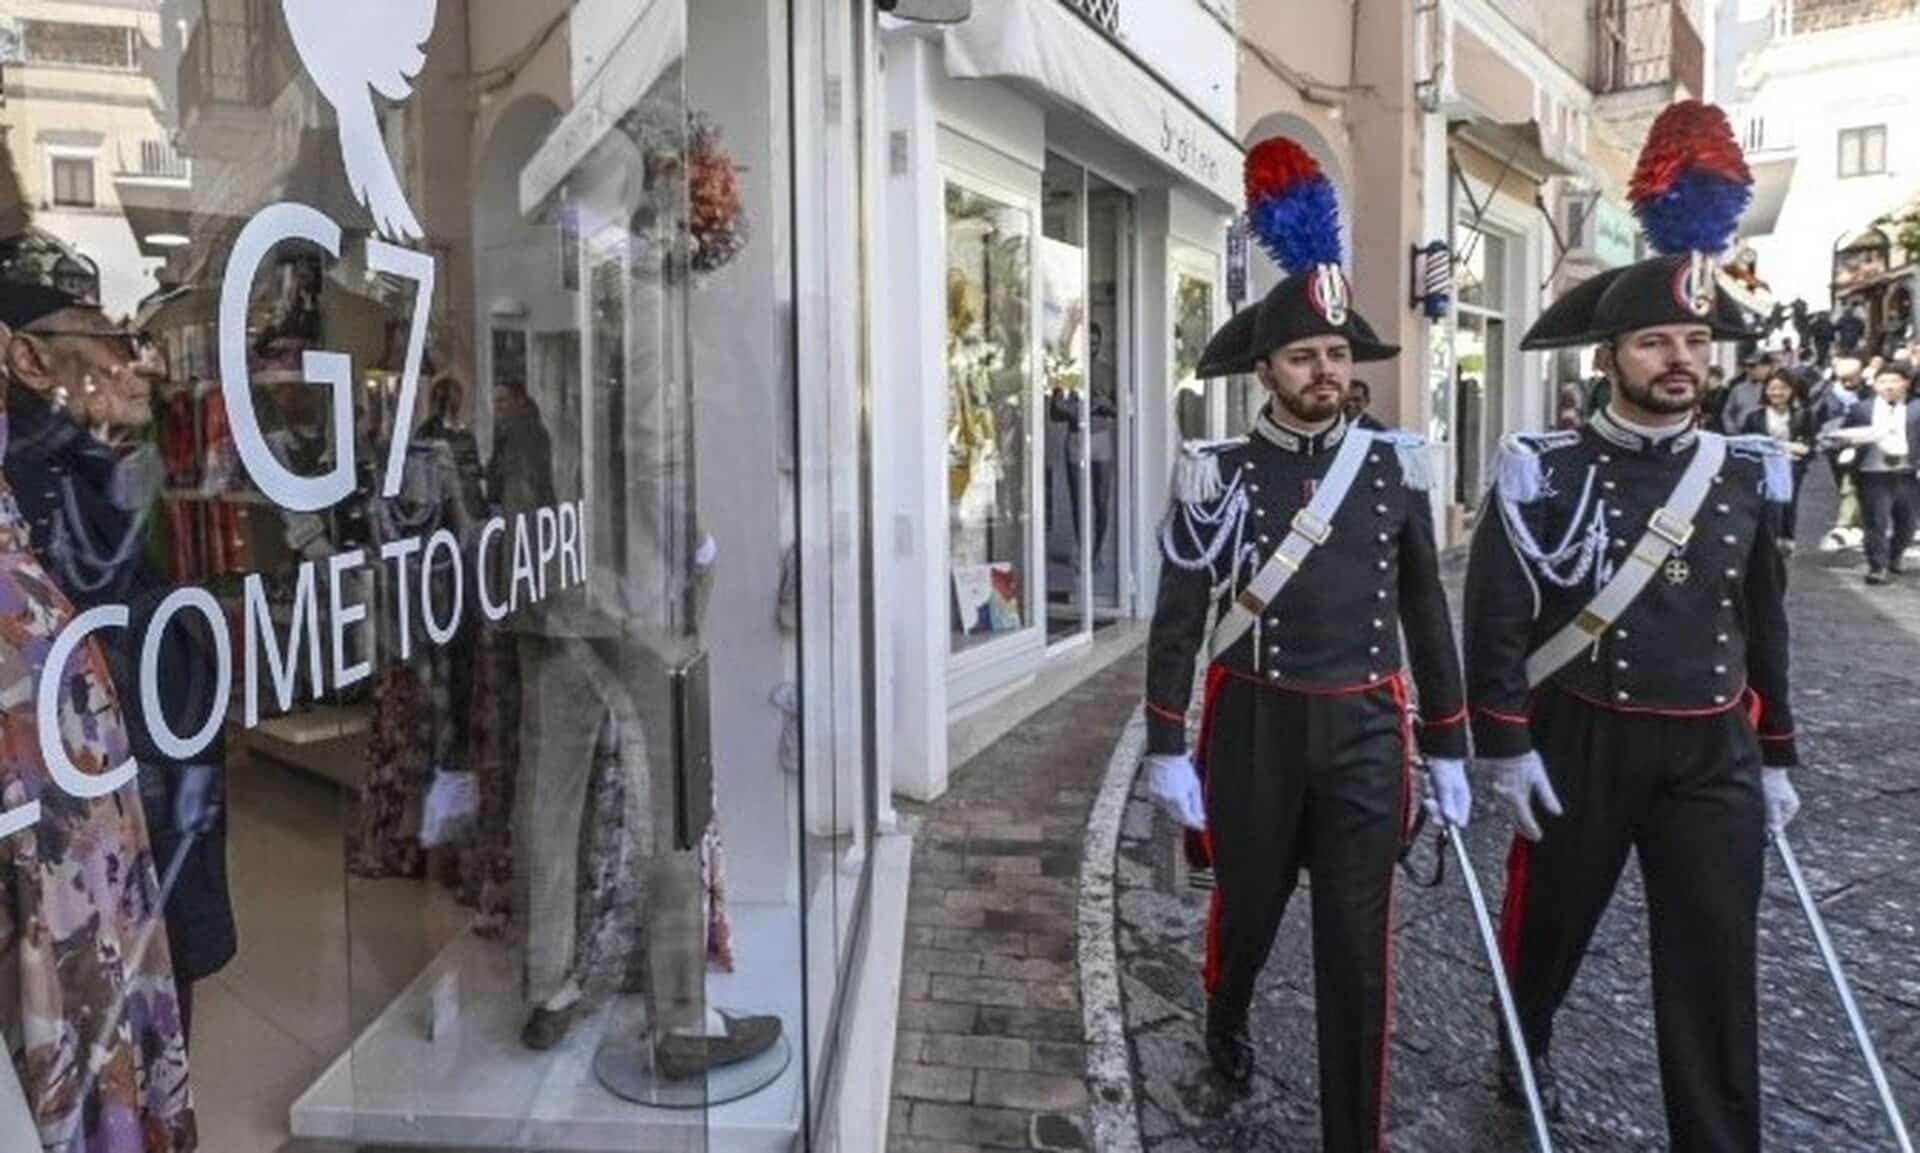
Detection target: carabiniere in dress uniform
<box><xmin>1140</xmin><ymin>137</ymin><xmax>1468</xmax><ymax>1153</ymax></box>
<box><xmin>1464</xmin><ymin>100</ymin><xmax>1801</xmax><ymax>1153</ymax></box>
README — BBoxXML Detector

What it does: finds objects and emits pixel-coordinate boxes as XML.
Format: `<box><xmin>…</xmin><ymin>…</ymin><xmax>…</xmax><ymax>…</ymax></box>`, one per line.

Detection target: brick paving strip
<box><xmin>889</xmin><ymin>650</ymin><xmax>1149</xmax><ymax>1152</ymax></box>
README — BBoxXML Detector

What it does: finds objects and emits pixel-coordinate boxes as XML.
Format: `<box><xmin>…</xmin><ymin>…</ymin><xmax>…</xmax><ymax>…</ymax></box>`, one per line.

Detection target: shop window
<box><xmin>1173</xmin><ymin>268</ymin><xmax>1216</xmax><ymax>440</ymax></box>
<box><xmin>946</xmin><ymin>180</ymin><xmax>1034</xmax><ymax>653</ymax></box>
<box><xmin>50</xmin><ymin>155</ymin><xmax>95</xmax><ymax>207</ymax></box>
<box><xmin>1838</xmin><ymin>125</ymin><xmax>1887</xmax><ymax>179</ymax></box>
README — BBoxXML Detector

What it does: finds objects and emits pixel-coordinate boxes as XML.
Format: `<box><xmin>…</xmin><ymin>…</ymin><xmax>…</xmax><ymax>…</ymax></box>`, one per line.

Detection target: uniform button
<box><xmin>1616</xmin><ymin>659</ymin><xmax>1629</xmax><ymax>670</ymax></box>
<box><xmin>1374</xmin><ymin>503</ymin><xmax>1389</xmax><ymax>515</ymax></box>
<box><xmin>1372</xmin><ymin>618</ymin><xmax>1385</xmax><ymax>629</ymax></box>
<box><xmin>1613</xmin><ymin>538</ymin><xmax>1627</xmax><ymax>549</ymax></box>
<box><xmin>1599</xmin><ymin>454</ymin><xmax>1613</xmax><ymax>464</ymax></box>
<box><xmin>1603</xmin><ymin>480</ymin><xmax>1618</xmax><ymax>492</ymax></box>
<box><xmin>1609</xmin><ymin>507</ymin><xmax>1622</xmax><ymax>518</ymax></box>
<box><xmin>1716</xmin><ymin>633</ymin><xmax>1729</xmax><ymax>645</ymax></box>
<box><xmin>1375</xmin><ymin>559</ymin><xmax>1389</xmax><ymax>572</ymax></box>
<box><xmin>1725</xmin><ymin>567</ymin><xmax>1738</xmax><ymax>579</ymax></box>
<box><xmin>1267</xmin><ymin>669</ymin><xmax>1281</xmax><ymax>680</ymax></box>
<box><xmin>1722</xmin><ymin>534</ymin><xmax>1737</xmax><ymax>546</ymax></box>
<box><xmin>1720</xmin><ymin>598</ymin><xmax>1733</xmax><ymax>609</ymax></box>
<box><xmin>1259</xmin><ymin>534</ymin><xmax>1272</xmax><ymax>545</ymax></box>
<box><xmin>1713</xmin><ymin>475</ymin><xmax>1725</xmax><ymax>485</ymax></box>
<box><xmin>1249</xmin><ymin>484</ymin><xmax>1261</xmax><ymax>494</ymax></box>
<box><xmin>1269</xmin><ymin>644</ymin><xmax>1282</xmax><ymax>656</ymax></box>
<box><xmin>1369</xmin><ymin>645</ymin><xmax>1381</xmax><ymax>656</ymax></box>
<box><xmin>1245</xmin><ymin>461</ymin><xmax>1256</xmax><ymax>471</ymax></box>
<box><xmin>1266</xmin><ymin>617</ymin><xmax>1280</xmax><ymax>629</ymax></box>
<box><xmin>1255</xmin><ymin>507</ymin><xmax>1266</xmax><ymax>517</ymax></box>
<box><xmin>1373</xmin><ymin>478</ymin><xmax>1386</xmax><ymax>490</ymax></box>
<box><xmin>1713</xmin><ymin>694</ymin><xmax>1728</xmax><ymax>705</ymax></box>
<box><xmin>1368</xmin><ymin>672</ymin><xmax>1381</xmax><ymax>684</ymax></box>
<box><xmin>1616</xmin><ymin>690</ymin><xmax>1631</xmax><ymax>702</ymax></box>
<box><xmin>1716</xmin><ymin>503</ymin><xmax>1730</xmax><ymax>514</ymax></box>
<box><xmin>1714</xmin><ymin>664</ymin><xmax>1727</xmax><ymax>675</ymax></box>
<box><xmin>1377</xmin><ymin>532</ymin><xmax>1390</xmax><ymax>543</ymax></box>
<box><xmin>1616</xmin><ymin>629</ymin><xmax>1629</xmax><ymax>640</ymax></box>
<box><xmin>1375</xmin><ymin>589</ymin><xmax>1388</xmax><ymax>601</ymax></box>
<box><xmin>1369</xmin><ymin>454</ymin><xmax>1381</xmax><ymax>465</ymax></box>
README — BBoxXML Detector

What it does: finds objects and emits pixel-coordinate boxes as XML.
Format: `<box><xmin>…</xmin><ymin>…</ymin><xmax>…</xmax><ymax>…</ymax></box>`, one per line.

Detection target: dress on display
<box><xmin>0</xmin><ymin>466</ymin><xmax>197</xmax><ymax>1151</ymax></box>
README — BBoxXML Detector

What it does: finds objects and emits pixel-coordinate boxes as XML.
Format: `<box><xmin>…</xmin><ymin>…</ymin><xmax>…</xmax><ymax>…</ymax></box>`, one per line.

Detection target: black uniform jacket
<box><xmin>1464</xmin><ymin>411</ymin><xmax>1798</xmax><ymax>767</ymax></box>
<box><xmin>1145</xmin><ymin>414</ymin><xmax>1468</xmax><ymax>760</ymax></box>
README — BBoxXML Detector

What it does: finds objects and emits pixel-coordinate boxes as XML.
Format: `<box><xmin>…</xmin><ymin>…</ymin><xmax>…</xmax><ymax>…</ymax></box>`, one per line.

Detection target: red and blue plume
<box><xmin>1244</xmin><ymin>138</ymin><xmax>1343</xmax><ymax>275</ymax></box>
<box><xmin>1629</xmin><ymin>100</ymin><xmax>1753</xmax><ymax>257</ymax></box>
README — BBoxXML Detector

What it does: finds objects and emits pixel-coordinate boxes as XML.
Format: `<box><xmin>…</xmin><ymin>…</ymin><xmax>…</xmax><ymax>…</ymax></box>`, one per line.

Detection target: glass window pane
<box><xmin>1866</xmin><ymin>127</ymin><xmax>1886</xmax><ymax>174</ymax></box>
<box><xmin>1173</xmin><ymin>270</ymin><xmax>1213</xmax><ymax>440</ymax></box>
<box><xmin>947</xmin><ymin>181</ymin><xmax>1033</xmax><ymax>653</ymax></box>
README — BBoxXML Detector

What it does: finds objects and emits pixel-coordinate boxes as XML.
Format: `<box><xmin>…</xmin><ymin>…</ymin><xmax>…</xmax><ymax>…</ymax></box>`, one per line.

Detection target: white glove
<box><xmin>1482</xmin><ymin>752</ymin><xmax>1563</xmax><ymax>842</ymax></box>
<box><xmin>1144</xmin><ymin>754</ymin><xmax>1207</xmax><ymax>831</ymax></box>
<box><xmin>1762</xmin><ymin>767</ymin><xmax>1800</xmax><ymax>834</ymax></box>
<box><xmin>1423</xmin><ymin>758</ymin><xmax>1472</xmax><ymax>829</ymax></box>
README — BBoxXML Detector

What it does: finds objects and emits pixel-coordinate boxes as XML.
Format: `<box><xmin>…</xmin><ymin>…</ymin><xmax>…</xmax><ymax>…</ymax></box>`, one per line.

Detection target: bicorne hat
<box><xmin>1218</xmin><ymin>139</ymin><xmax>1398</xmax><ymax>365</ymax></box>
<box><xmin>1523</xmin><ymin>101</ymin><xmax>1759</xmax><ymax>350</ymax></box>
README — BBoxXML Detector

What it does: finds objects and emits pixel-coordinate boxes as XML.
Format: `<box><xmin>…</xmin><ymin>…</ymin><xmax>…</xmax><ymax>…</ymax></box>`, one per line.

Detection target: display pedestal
<box><xmin>289</xmin><ymin>905</ymin><xmax>802</xmax><ymax>1152</ymax></box>
<box><xmin>593</xmin><ymin>1029</ymin><xmax>791</xmax><ymax>1109</ymax></box>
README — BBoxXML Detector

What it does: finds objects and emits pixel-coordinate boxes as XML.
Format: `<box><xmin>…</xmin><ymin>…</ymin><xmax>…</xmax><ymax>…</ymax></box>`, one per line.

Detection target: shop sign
<box><xmin>1</xmin><ymin>4</ymin><xmax>586</xmax><ymax>844</ymax></box>
<box><xmin>1591</xmin><ymin>198</ymin><xmax>1638</xmax><ymax>270</ymax></box>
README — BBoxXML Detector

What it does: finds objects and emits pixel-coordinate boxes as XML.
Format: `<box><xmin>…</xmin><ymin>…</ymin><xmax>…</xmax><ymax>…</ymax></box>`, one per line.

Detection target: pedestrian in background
<box><xmin>1825</xmin><ymin>362</ymin><xmax>1920</xmax><ymax>584</ymax></box>
<box><xmin>1817</xmin><ymin>356</ymin><xmax>1869</xmax><ymax>553</ymax></box>
<box><xmin>1742</xmin><ymin>372</ymin><xmax>1816</xmax><ymax>554</ymax></box>
<box><xmin>1718</xmin><ymin>350</ymin><xmax>1770</xmax><ymax>434</ymax></box>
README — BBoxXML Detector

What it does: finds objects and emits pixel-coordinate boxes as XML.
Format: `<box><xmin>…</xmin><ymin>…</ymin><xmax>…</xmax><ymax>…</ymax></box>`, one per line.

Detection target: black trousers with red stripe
<box><xmin>1201</xmin><ymin>670</ymin><xmax>1410</xmax><ymax>1153</ymax></box>
<box><xmin>1498</xmin><ymin>685</ymin><xmax>1766</xmax><ymax>1153</ymax></box>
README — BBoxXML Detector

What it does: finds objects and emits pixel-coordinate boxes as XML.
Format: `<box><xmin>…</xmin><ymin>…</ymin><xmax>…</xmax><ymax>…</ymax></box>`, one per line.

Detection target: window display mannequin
<box><xmin>0</xmin><ymin>261</ymin><xmax>235</xmax><ymax>1041</ymax></box>
<box><xmin>0</xmin><ymin>269</ymin><xmax>198</xmax><ymax>1149</ymax></box>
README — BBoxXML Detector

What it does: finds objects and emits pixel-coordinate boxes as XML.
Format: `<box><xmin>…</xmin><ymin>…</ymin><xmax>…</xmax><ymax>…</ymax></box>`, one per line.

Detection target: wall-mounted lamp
<box><xmin>1410</xmin><ymin>241</ymin><xmax>1452</xmax><ymax>319</ymax></box>
<box><xmin>877</xmin><ymin>0</ymin><xmax>972</xmax><ymax>23</ymax></box>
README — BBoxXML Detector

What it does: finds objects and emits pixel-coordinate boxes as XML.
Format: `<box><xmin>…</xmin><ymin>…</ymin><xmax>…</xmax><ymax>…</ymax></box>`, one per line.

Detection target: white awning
<box><xmin>520</xmin><ymin>0</ymin><xmax>683</xmax><ymax>218</ymax></box>
<box><xmin>1737</xmin><ymin>154</ymin><xmax>1796</xmax><ymax>240</ymax></box>
<box><xmin>942</xmin><ymin>0</ymin><xmax>1244</xmax><ymax>209</ymax></box>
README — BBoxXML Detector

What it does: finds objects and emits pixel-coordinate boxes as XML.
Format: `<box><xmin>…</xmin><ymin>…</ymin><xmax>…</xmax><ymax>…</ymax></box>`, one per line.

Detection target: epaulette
<box><xmin>1371</xmin><ymin>429</ymin><xmax>1435</xmax><ymax>492</ymax></box>
<box><xmin>1723</xmin><ymin>433</ymin><xmax>1794</xmax><ymax>503</ymax></box>
<box><xmin>1171</xmin><ymin>436</ymin><xmax>1247</xmax><ymax>505</ymax></box>
<box><xmin>1493</xmin><ymin>430</ymin><xmax>1582</xmax><ymax>503</ymax></box>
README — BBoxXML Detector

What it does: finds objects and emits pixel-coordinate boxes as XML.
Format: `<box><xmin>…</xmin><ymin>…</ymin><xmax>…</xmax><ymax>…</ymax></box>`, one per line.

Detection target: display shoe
<box><xmin>1497</xmin><ymin>1045</ymin><xmax>1564</xmax><ymax>1122</ymax></box>
<box><xmin>653</xmin><ymin>1012</ymin><xmax>783</xmax><ymax>1080</ymax></box>
<box><xmin>521</xmin><ymin>1000</ymin><xmax>587</xmax><ymax>1051</ymax></box>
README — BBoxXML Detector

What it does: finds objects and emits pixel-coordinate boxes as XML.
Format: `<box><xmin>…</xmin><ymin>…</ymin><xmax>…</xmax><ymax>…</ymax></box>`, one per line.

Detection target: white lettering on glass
<box><xmin>38</xmin><ymin>606</ymin><xmax>137</xmax><ymax>799</ymax></box>
<box><xmin>139</xmin><ymin>587</ymin><xmax>232</xmax><ymax>762</ymax></box>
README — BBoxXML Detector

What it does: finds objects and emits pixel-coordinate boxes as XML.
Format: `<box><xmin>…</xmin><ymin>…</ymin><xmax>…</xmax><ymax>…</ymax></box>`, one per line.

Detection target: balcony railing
<box><xmin>1592</xmin><ymin>0</ymin><xmax>1704</xmax><ymax>98</ymax></box>
<box><xmin>1778</xmin><ymin>0</ymin><xmax>1920</xmax><ymax>36</ymax></box>
<box><xmin>117</xmin><ymin>139</ymin><xmax>191</xmax><ymax>181</ymax></box>
<box><xmin>177</xmin><ymin>0</ymin><xmax>295</xmax><ymax>124</ymax></box>
<box><xmin>1062</xmin><ymin>0</ymin><xmax>1119</xmax><ymax>35</ymax></box>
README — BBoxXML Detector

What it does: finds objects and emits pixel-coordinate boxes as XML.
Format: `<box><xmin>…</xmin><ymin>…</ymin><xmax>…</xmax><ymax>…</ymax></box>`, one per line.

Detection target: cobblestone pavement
<box><xmin>1115</xmin><ymin>467</ymin><xmax>1920</xmax><ymax>1151</ymax></box>
<box><xmin>889</xmin><ymin>653</ymin><xmax>1147</xmax><ymax>1152</ymax></box>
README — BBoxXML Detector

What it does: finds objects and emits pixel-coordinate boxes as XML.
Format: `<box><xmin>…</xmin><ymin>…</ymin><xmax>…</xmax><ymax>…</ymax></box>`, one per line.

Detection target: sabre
<box><xmin>1773</xmin><ymin>831</ymin><xmax>1915</xmax><ymax>1153</ymax></box>
<box><xmin>1444</xmin><ymin>824</ymin><xmax>1556</xmax><ymax>1153</ymax></box>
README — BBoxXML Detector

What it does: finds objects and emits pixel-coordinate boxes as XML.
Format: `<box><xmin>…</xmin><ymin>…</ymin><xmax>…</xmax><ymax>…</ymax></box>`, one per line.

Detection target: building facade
<box><xmin>876</xmin><ymin>0</ymin><xmax>1245</xmax><ymax>802</ymax></box>
<box><xmin>1726</xmin><ymin>0</ymin><xmax>1920</xmax><ymax>335</ymax></box>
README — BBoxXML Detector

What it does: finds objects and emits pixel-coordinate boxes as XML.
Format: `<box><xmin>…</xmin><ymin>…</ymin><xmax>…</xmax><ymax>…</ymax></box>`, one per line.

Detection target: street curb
<box><xmin>1078</xmin><ymin>706</ymin><xmax>1147</xmax><ymax>1153</ymax></box>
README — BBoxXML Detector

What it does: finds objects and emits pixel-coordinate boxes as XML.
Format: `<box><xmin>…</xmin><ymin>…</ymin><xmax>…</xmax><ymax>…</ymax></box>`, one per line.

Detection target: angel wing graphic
<box><xmin>282</xmin><ymin>0</ymin><xmax>436</xmax><ymax>242</ymax></box>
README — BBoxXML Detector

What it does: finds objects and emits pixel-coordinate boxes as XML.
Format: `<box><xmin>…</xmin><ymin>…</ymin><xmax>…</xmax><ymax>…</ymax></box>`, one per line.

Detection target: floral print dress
<box><xmin>0</xmin><ymin>491</ymin><xmax>196</xmax><ymax>1152</ymax></box>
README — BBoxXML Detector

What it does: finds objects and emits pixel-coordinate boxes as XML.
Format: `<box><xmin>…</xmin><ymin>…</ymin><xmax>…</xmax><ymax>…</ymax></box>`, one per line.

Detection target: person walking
<box><xmin>1142</xmin><ymin>138</ymin><xmax>1468</xmax><ymax>1153</ymax></box>
<box><xmin>1741</xmin><ymin>372</ymin><xmax>1816</xmax><ymax>553</ymax></box>
<box><xmin>1825</xmin><ymin>361</ymin><xmax>1920</xmax><ymax>583</ymax></box>
<box><xmin>1463</xmin><ymin>101</ymin><xmax>1801</xmax><ymax>1153</ymax></box>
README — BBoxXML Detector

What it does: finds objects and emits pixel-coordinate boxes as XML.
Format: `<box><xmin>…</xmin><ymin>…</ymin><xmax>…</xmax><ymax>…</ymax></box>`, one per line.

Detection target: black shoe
<box><xmin>653</xmin><ymin>1012</ymin><xmax>783</xmax><ymax>1079</ymax></box>
<box><xmin>1497</xmin><ymin>1046</ymin><xmax>1564</xmax><ymax>1122</ymax></box>
<box><xmin>1868</xmin><ymin>569</ymin><xmax>1891</xmax><ymax>585</ymax></box>
<box><xmin>1204</xmin><ymin>1026</ymin><xmax>1254</xmax><ymax>1085</ymax></box>
<box><xmin>1203</xmin><ymin>998</ymin><xmax>1254</xmax><ymax>1085</ymax></box>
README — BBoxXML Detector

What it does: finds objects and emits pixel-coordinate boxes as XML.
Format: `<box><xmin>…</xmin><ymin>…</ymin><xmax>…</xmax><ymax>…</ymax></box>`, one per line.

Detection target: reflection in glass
<box><xmin>946</xmin><ymin>182</ymin><xmax>1032</xmax><ymax>653</ymax></box>
<box><xmin>1173</xmin><ymin>271</ymin><xmax>1214</xmax><ymax>441</ymax></box>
